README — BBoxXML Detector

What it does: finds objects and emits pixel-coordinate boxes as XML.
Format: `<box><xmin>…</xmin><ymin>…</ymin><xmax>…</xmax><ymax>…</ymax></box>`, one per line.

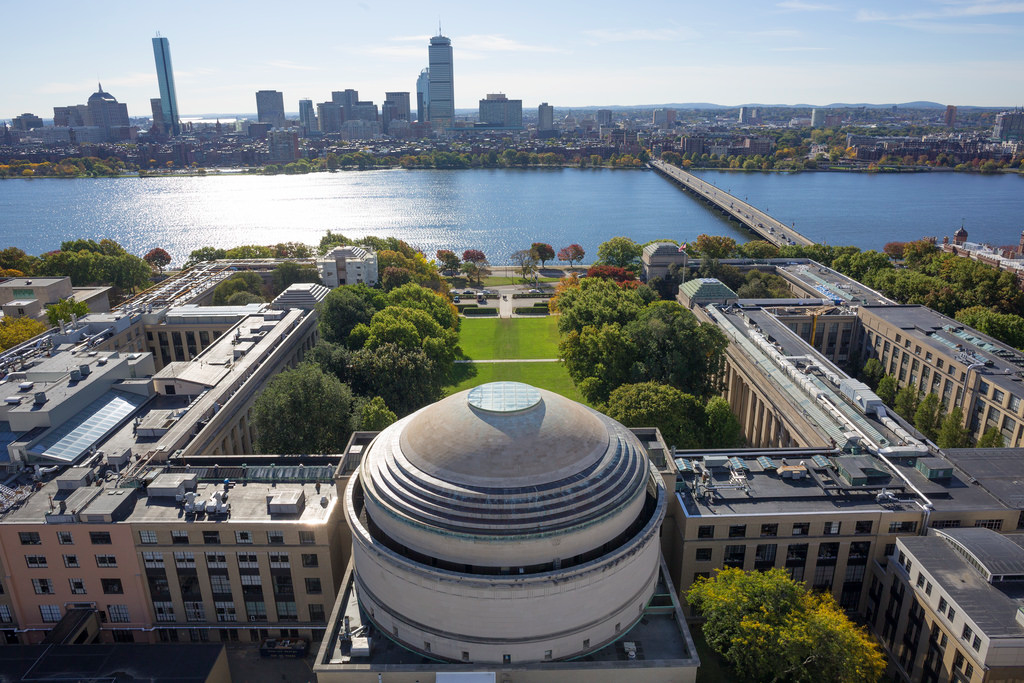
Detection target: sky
<box><xmin>2</xmin><ymin>0</ymin><xmax>1023</xmax><ymax>121</ymax></box>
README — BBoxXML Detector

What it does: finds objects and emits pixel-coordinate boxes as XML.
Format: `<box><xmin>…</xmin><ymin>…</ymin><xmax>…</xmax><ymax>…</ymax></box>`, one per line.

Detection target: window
<box><xmin>245</xmin><ymin>601</ymin><xmax>267</xmax><ymax>621</ymax></box>
<box><xmin>174</xmin><ymin>552</ymin><xmax>195</xmax><ymax>569</ymax></box>
<box><xmin>301</xmin><ymin>554</ymin><xmax>319</xmax><ymax>568</ymax></box>
<box><xmin>235</xmin><ymin>531</ymin><xmax>253</xmax><ymax>544</ymax></box>
<box><xmin>276</xmin><ymin>601</ymin><xmax>298</xmax><ymax>621</ymax></box>
<box><xmin>962</xmin><ymin>624</ymin><xmax>973</xmax><ymax>641</ymax></box>
<box><xmin>203</xmin><ymin>531</ymin><xmax>220</xmax><ymax>545</ymax></box>
<box><xmin>948</xmin><ymin>607</ymin><xmax>957</xmax><ymax>621</ymax></box>
<box><xmin>171</xmin><ymin>530</ymin><xmax>189</xmax><ymax>544</ymax></box>
<box><xmin>925</xmin><ymin>582</ymin><xmax>933</xmax><ymax>596</ymax></box>
<box><xmin>269</xmin><ymin>553</ymin><xmax>290</xmax><ymax>568</ymax></box>
<box><xmin>108</xmin><ymin>604</ymin><xmax>130</xmax><ymax>623</ymax></box>
<box><xmin>723</xmin><ymin>545</ymin><xmax>745</xmax><ymax>568</ymax></box>
<box><xmin>972</xmin><ymin>635</ymin><xmax>981</xmax><ymax>651</ymax></box>
<box><xmin>267</xmin><ymin>531</ymin><xmax>284</xmax><ymax>545</ymax></box>
<box><xmin>939</xmin><ymin>597</ymin><xmax>948</xmax><ymax>614</ymax></box>
<box><xmin>695</xmin><ymin>548</ymin><xmax>712</xmax><ymax>562</ymax></box>
<box><xmin>25</xmin><ymin>555</ymin><xmax>47</xmax><ymax>568</ymax></box>
<box><xmin>210</xmin><ymin>574</ymin><xmax>232</xmax><ymax>595</ymax></box>
<box><xmin>729</xmin><ymin>525</ymin><xmax>746</xmax><ymax>538</ymax></box>
<box><xmin>102</xmin><ymin>578</ymin><xmax>124</xmax><ymax>594</ymax></box>
<box><xmin>185</xmin><ymin>601</ymin><xmax>205</xmax><ymax>622</ymax></box>
<box><xmin>57</xmin><ymin>531</ymin><xmax>73</xmax><ymax>545</ymax></box>
<box><xmin>39</xmin><ymin>605</ymin><xmax>61</xmax><ymax>623</ymax></box>
<box><xmin>63</xmin><ymin>554</ymin><xmax>79</xmax><ymax>568</ymax></box>
<box><xmin>215</xmin><ymin>601</ymin><xmax>237</xmax><ymax>622</ymax></box>
<box><xmin>916</xmin><ymin>573</ymin><xmax>925</xmax><ymax>588</ymax></box>
<box><xmin>697</xmin><ymin>525</ymin><xmax>714</xmax><ymax>539</ymax></box>
<box><xmin>760</xmin><ymin>523</ymin><xmax>778</xmax><ymax>537</ymax></box>
<box><xmin>889</xmin><ymin>521</ymin><xmax>918</xmax><ymax>533</ymax></box>
<box><xmin>96</xmin><ymin>555</ymin><xmax>117</xmax><ymax>568</ymax></box>
<box><xmin>299</xmin><ymin>531</ymin><xmax>316</xmax><ymax>545</ymax></box>
<box><xmin>823</xmin><ymin>521</ymin><xmax>841</xmax><ymax>535</ymax></box>
<box><xmin>89</xmin><ymin>531</ymin><xmax>112</xmax><ymax>545</ymax></box>
<box><xmin>974</xmin><ymin>519</ymin><xmax>1004</xmax><ymax>531</ymax></box>
<box><xmin>32</xmin><ymin>578</ymin><xmax>54</xmax><ymax>594</ymax></box>
<box><xmin>792</xmin><ymin>523</ymin><xmax>809</xmax><ymax>536</ymax></box>
<box><xmin>993</xmin><ymin>389</ymin><xmax>1005</xmax><ymax>404</ymax></box>
<box><xmin>818</xmin><ymin>543</ymin><xmax>840</xmax><ymax>561</ymax></box>
<box><xmin>965</xmin><ymin>663</ymin><xmax>975</xmax><ymax>678</ymax></box>
<box><xmin>69</xmin><ymin>578</ymin><xmax>87</xmax><ymax>595</ymax></box>
<box><xmin>19</xmin><ymin>532</ymin><xmax>41</xmax><ymax>545</ymax></box>
<box><xmin>206</xmin><ymin>552</ymin><xmax>227</xmax><ymax>568</ymax></box>
<box><xmin>305</xmin><ymin>577</ymin><xmax>322</xmax><ymax>594</ymax></box>
<box><xmin>979</xmin><ymin>380</ymin><xmax>990</xmax><ymax>396</ymax></box>
<box><xmin>139</xmin><ymin>530</ymin><xmax>158</xmax><ymax>545</ymax></box>
<box><xmin>0</xmin><ymin>605</ymin><xmax>12</xmax><ymax>623</ymax></box>
<box><xmin>153</xmin><ymin>601</ymin><xmax>176</xmax><ymax>622</ymax></box>
<box><xmin>855</xmin><ymin>520</ymin><xmax>873</xmax><ymax>534</ymax></box>
<box><xmin>142</xmin><ymin>551</ymin><xmax>164</xmax><ymax>568</ymax></box>
<box><xmin>237</xmin><ymin>553</ymin><xmax>259</xmax><ymax>569</ymax></box>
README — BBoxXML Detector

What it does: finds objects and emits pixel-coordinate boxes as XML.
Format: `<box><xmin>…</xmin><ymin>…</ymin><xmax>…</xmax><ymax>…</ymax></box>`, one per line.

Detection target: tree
<box><xmin>0</xmin><ymin>316</ymin><xmax>47</xmax><ymax>351</ymax></box>
<box><xmin>460</xmin><ymin>260</ymin><xmax>489</xmax><ymax>286</ymax></box>
<box><xmin>381</xmin><ymin>266</ymin><xmax>414</xmax><ymax>292</ymax></box>
<box><xmin>183</xmin><ymin>246</ymin><xmax>227</xmax><ymax>268</ymax></box>
<box><xmin>597</xmin><ymin>236</ymin><xmax>642</xmax><ymax>268</ymax></box>
<box><xmin>0</xmin><ymin>247</ymin><xmax>37</xmax><ymax>274</ymax></box>
<box><xmin>530</xmin><ymin>242</ymin><xmax>555</xmax><ymax>267</ymax></box>
<box><xmin>693</xmin><ymin>234</ymin><xmax>738</xmax><ymax>259</ymax></box>
<box><xmin>436</xmin><ymin>249</ymin><xmax>461</xmax><ymax>273</ymax></box>
<box><xmin>558</xmin><ymin>244</ymin><xmax>586</xmax><ymax>269</ymax></box>
<box><xmin>737</xmin><ymin>240</ymin><xmax>779</xmax><ymax>259</ymax></box>
<box><xmin>688</xmin><ymin>568</ymin><xmax>884</xmax><ymax>683</ymax></box>
<box><xmin>511</xmin><ymin>249</ymin><xmax>539</xmax><ymax>280</ymax></box>
<box><xmin>977</xmin><ymin>427</ymin><xmax>1005</xmax><ymax>448</ymax></box>
<box><xmin>876</xmin><ymin>375</ymin><xmax>898</xmax><ymax>406</ymax></box>
<box><xmin>251</xmin><ymin>363</ymin><xmax>358</xmax><ymax>454</ymax></box>
<box><xmin>211</xmin><ymin>272</ymin><xmax>265</xmax><ymax>305</ymax></box>
<box><xmin>586</xmin><ymin>265</ymin><xmax>634</xmax><ymax>282</ymax></box>
<box><xmin>605</xmin><ymin>383</ymin><xmax>707</xmax><ymax>449</ymax></box>
<box><xmin>143</xmin><ymin>247</ymin><xmax>172</xmax><ymax>273</ymax></box>
<box><xmin>271</xmin><ymin>261</ymin><xmax>321</xmax><ymax>295</ymax></box>
<box><xmin>955</xmin><ymin>306</ymin><xmax>1024</xmax><ymax>351</ymax></box>
<box><xmin>386</xmin><ymin>282</ymin><xmax>460</xmax><ymax>332</ymax></box>
<box><xmin>359</xmin><ymin>396</ymin><xmax>397</xmax><ymax>431</ymax></box>
<box><xmin>348</xmin><ymin>343</ymin><xmax>443</xmax><ymax>416</ymax></box>
<box><xmin>913</xmin><ymin>393</ymin><xmax>943</xmax><ymax>440</ymax></box>
<box><xmin>860</xmin><ymin>358</ymin><xmax>885</xmax><ymax>389</ymax></box>
<box><xmin>46</xmin><ymin>297</ymin><xmax>89</xmax><ymax>326</ymax></box>
<box><xmin>462</xmin><ymin>249</ymin><xmax>487</xmax><ymax>264</ymax></box>
<box><xmin>704</xmin><ymin>396</ymin><xmax>744</xmax><ymax>448</ymax></box>
<box><xmin>937</xmin><ymin>406</ymin><xmax>970</xmax><ymax>449</ymax></box>
<box><xmin>318</xmin><ymin>284</ymin><xmax>385</xmax><ymax>345</ymax></box>
<box><xmin>226</xmin><ymin>291</ymin><xmax>264</xmax><ymax>305</ymax></box>
<box><xmin>894</xmin><ymin>384</ymin><xmax>920</xmax><ymax>421</ymax></box>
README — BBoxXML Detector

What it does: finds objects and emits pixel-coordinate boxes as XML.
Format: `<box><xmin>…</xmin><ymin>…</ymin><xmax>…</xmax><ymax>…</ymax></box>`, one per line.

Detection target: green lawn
<box><xmin>447</xmin><ymin>275</ymin><xmax>562</xmax><ymax>288</ymax></box>
<box><xmin>445</xmin><ymin>361</ymin><xmax>589</xmax><ymax>405</ymax></box>
<box><xmin>458</xmin><ymin>316</ymin><xmax>561</xmax><ymax>360</ymax></box>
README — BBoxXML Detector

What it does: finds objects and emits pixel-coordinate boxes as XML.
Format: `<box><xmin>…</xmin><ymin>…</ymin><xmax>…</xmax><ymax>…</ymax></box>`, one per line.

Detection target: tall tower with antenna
<box><xmin>428</xmin><ymin>29</ymin><xmax>454</xmax><ymax>129</ymax></box>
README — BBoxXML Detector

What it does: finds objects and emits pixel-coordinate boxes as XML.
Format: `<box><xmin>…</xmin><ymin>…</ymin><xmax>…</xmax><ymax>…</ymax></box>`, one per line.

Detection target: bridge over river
<box><xmin>650</xmin><ymin>160</ymin><xmax>815</xmax><ymax>248</ymax></box>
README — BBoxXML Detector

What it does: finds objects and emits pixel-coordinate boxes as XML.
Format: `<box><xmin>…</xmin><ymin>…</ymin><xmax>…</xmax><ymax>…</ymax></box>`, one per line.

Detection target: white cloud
<box><xmin>857</xmin><ymin>1</ymin><xmax>1024</xmax><ymax>21</ymax></box>
<box><xmin>777</xmin><ymin>1</ymin><xmax>840</xmax><ymax>10</ymax></box>
<box><xmin>457</xmin><ymin>34</ymin><xmax>566</xmax><ymax>53</ymax></box>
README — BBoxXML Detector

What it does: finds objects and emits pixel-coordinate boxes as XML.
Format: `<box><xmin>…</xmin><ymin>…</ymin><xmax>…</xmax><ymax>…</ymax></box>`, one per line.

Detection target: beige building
<box><xmin>641</xmin><ymin>242</ymin><xmax>687</xmax><ymax>281</ymax></box>
<box><xmin>0</xmin><ymin>276</ymin><xmax>110</xmax><ymax>323</ymax></box>
<box><xmin>317</xmin><ymin>247</ymin><xmax>378</xmax><ymax>288</ymax></box>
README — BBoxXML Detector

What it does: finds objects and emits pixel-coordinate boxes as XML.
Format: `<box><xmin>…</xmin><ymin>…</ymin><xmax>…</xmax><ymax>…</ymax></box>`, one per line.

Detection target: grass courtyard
<box><xmin>457</xmin><ymin>316</ymin><xmax>561</xmax><ymax>360</ymax></box>
<box><xmin>447</xmin><ymin>315</ymin><xmax>591</xmax><ymax>405</ymax></box>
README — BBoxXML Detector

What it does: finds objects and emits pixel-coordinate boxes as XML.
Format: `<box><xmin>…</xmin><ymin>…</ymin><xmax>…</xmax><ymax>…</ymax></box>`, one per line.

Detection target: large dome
<box><xmin>356</xmin><ymin>381</ymin><xmax>651</xmax><ymax>566</ymax></box>
<box><xmin>345</xmin><ymin>382</ymin><xmax>668</xmax><ymax>664</ymax></box>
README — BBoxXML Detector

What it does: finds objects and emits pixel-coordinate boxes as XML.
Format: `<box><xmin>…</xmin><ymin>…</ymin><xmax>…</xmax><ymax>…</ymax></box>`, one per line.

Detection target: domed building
<box><xmin>317</xmin><ymin>382</ymin><xmax>698</xmax><ymax>681</ymax></box>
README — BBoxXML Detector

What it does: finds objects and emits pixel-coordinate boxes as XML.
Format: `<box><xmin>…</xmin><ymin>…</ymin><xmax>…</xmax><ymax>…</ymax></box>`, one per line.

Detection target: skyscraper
<box><xmin>538</xmin><ymin>103</ymin><xmax>554</xmax><ymax>131</ymax></box>
<box><xmin>299</xmin><ymin>99</ymin><xmax>317</xmax><ymax>135</ymax></box>
<box><xmin>478</xmin><ymin>94</ymin><xmax>522</xmax><ymax>129</ymax></box>
<box><xmin>416</xmin><ymin>68</ymin><xmax>430</xmax><ymax>122</ymax></box>
<box><xmin>428</xmin><ymin>32</ymin><xmax>454</xmax><ymax>128</ymax></box>
<box><xmin>152</xmin><ymin>35</ymin><xmax>181</xmax><ymax>136</ymax></box>
<box><xmin>256</xmin><ymin>90</ymin><xmax>286</xmax><ymax>127</ymax></box>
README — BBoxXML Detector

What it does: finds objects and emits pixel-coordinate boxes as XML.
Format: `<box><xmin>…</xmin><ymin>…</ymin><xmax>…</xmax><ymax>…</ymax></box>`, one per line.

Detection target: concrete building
<box><xmin>315</xmin><ymin>382</ymin><xmax>699</xmax><ymax>682</ymax></box>
<box><xmin>255</xmin><ymin>91</ymin><xmax>286</xmax><ymax>128</ymax></box>
<box><xmin>317</xmin><ymin>102</ymin><xmax>344</xmax><ymax>134</ymax></box>
<box><xmin>298</xmin><ymin>99</ymin><xmax>317</xmax><ymax>136</ymax></box>
<box><xmin>478</xmin><ymin>93</ymin><xmax>522</xmax><ymax>129</ymax></box>
<box><xmin>152</xmin><ymin>35</ymin><xmax>181</xmax><ymax>136</ymax></box>
<box><xmin>994</xmin><ymin>111</ymin><xmax>1024</xmax><ymax>141</ymax></box>
<box><xmin>53</xmin><ymin>85</ymin><xmax>132</xmax><ymax>142</ymax></box>
<box><xmin>537</xmin><ymin>102</ymin><xmax>554</xmax><ymax>132</ymax></box>
<box><xmin>596</xmin><ymin>109</ymin><xmax>612</xmax><ymax>127</ymax></box>
<box><xmin>652</xmin><ymin>108</ymin><xmax>676</xmax><ymax>129</ymax></box>
<box><xmin>11</xmin><ymin>114</ymin><xmax>42</xmax><ymax>132</ymax></box>
<box><xmin>811</xmin><ymin>108</ymin><xmax>826</xmax><ymax>128</ymax></box>
<box><xmin>640</xmin><ymin>241</ymin><xmax>688</xmax><ymax>281</ymax></box>
<box><xmin>267</xmin><ymin>128</ymin><xmax>299</xmax><ymax>163</ymax></box>
<box><xmin>944</xmin><ymin>104</ymin><xmax>957</xmax><ymax>128</ymax></box>
<box><xmin>677</xmin><ymin>278</ymin><xmax>736</xmax><ymax>308</ymax></box>
<box><xmin>415</xmin><ymin>68</ymin><xmax>429</xmax><ymax>122</ymax></box>
<box><xmin>0</xmin><ymin>277</ymin><xmax>110</xmax><ymax>323</ymax></box>
<box><xmin>428</xmin><ymin>33</ymin><xmax>454</xmax><ymax>128</ymax></box>
<box><xmin>316</xmin><ymin>247</ymin><xmax>378</xmax><ymax>287</ymax></box>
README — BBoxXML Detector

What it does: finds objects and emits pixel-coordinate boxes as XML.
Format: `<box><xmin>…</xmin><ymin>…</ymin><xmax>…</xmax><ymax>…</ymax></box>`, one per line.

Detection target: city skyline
<box><xmin>3</xmin><ymin>0</ymin><xmax>1024</xmax><ymax>121</ymax></box>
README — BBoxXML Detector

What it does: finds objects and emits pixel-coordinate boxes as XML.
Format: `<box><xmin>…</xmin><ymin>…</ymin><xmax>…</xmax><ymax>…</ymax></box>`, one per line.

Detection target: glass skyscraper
<box><xmin>152</xmin><ymin>35</ymin><xmax>181</xmax><ymax>136</ymax></box>
<box><xmin>428</xmin><ymin>33</ymin><xmax>453</xmax><ymax>128</ymax></box>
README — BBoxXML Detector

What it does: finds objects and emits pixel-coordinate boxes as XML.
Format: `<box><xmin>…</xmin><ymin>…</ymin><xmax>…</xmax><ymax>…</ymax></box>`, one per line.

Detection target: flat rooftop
<box><xmin>0</xmin><ymin>643</ymin><xmax>225</xmax><ymax>682</ymax></box>
<box><xmin>777</xmin><ymin>262</ymin><xmax>893</xmax><ymax>306</ymax></box>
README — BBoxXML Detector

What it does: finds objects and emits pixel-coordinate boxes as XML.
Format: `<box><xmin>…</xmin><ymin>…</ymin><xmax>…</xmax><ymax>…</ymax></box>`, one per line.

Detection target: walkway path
<box><xmin>456</xmin><ymin>358</ymin><xmax>560</xmax><ymax>363</ymax></box>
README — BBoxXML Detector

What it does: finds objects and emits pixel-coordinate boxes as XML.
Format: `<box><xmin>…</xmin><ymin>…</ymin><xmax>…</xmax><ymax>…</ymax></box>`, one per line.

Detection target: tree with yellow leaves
<box><xmin>687</xmin><ymin>567</ymin><xmax>884</xmax><ymax>682</ymax></box>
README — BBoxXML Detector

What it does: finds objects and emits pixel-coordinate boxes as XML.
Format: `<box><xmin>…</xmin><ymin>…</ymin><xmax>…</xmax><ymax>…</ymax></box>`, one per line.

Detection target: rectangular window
<box><xmin>823</xmin><ymin>521</ymin><xmax>841</xmax><ymax>535</ymax></box>
<box><xmin>889</xmin><ymin>521</ymin><xmax>918</xmax><ymax>533</ymax></box>
<box><xmin>57</xmin><ymin>531</ymin><xmax>73</xmax><ymax>545</ymax></box>
<box><xmin>210</xmin><ymin>574</ymin><xmax>232</xmax><ymax>595</ymax></box>
<box><xmin>818</xmin><ymin>543</ymin><xmax>840</xmax><ymax>561</ymax></box>
<box><xmin>235</xmin><ymin>531</ymin><xmax>253</xmax><ymax>544</ymax></box>
<box><xmin>19</xmin><ymin>532</ymin><xmax>41</xmax><ymax>545</ymax></box>
<box><xmin>974</xmin><ymin>519</ymin><xmax>1004</xmax><ymax>531</ymax></box>
<box><xmin>723</xmin><ymin>545</ymin><xmax>745</xmax><ymax>568</ymax></box>
<box><xmin>142</xmin><ymin>551</ymin><xmax>164</xmax><ymax>568</ymax></box>
<box><xmin>972</xmin><ymin>635</ymin><xmax>981</xmax><ymax>651</ymax></box>
<box><xmin>916</xmin><ymin>573</ymin><xmax>926</xmax><ymax>588</ymax></box>
<box><xmin>237</xmin><ymin>553</ymin><xmax>259</xmax><ymax>569</ymax></box>
<box><xmin>843</xmin><ymin>564</ymin><xmax>865</xmax><ymax>583</ymax></box>
<box><xmin>96</xmin><ymin>555</ymin><xmax>117</xmax><ymax>568</ymax></box>
<box><xmin>69</xmin><ymin>578</ymin><xmax>87</xmax><ymax>594</ymax></box>
<box><xmin>695</xmin><ymin>548</ymin><xmax>712</xmax><ymax>562</ymax></box>
<box><xmin>25</xmin><ymin>555</ymin><xmax>47</xmax><ymax>568</ymax></box>
<box><xmin>184</xmin><ymin>601</ymin><xmax>205</xmax><ymax>622</ymax></box>
<box><xmin>215</xmin><ymin>601</ymin><xmax>237</xmax><ymax>622</ymax></box>
<box><xmin>755</xmin><ymin>544</ymin><xmax>777</xmax><ymax>565</ymax></box>
<box><xmin>0</xmin><ymin>605</ymin><xmax>13</xmax><ymax>623</ymax></box>
<box><xmin>171</xmin><ymin>530</ymin><xmax>189</xmax><ymax>544</ymax></box>
<box><xmin>305</xmin><ymin>577</ymin><xmax>323</xmax><ymax>594</ymax></box>
<box><xmin>948</xmin><ymin>607</ymin><xmax>956</xmax><ymax>621</ymax></box>
<box><xmin>299</xmin><ymin>531</ymin><xmax>316</xmax><ymax>545</ymax></box>
<box><xmin>89</xmin><ymin>531</ymin><xmax>112</xmax><ymax>545</ymax></box>
<box><xmin>962</xmin><ymin>625</ymin><xmax>973</xmax><ymax>641</ymax></box>
<box><xmin>63</xmin><ymin>554</ymin><xmax>79</xmax><ymax>568</ymax></box>
<box><xmin>32</xmin><ymin>578</ymin><xmax>54</xmax><ymax>594</ymax></box>
<box><xmin>276</xmin><ymin>601</ymin><xmax>297</xmax><ymax>621</ymax></box>
<box><xmin>108</xmin><ymin>604</ymin><xmax>130</xmax><ymax>623</ymax></box>
<box><xmin>102</xmin><ymin>578</ymin><xmax>124</xmax><ymax>594</ymax></box>
<box><xmin>309</xmin><ymin>604</ymin><xmax>326</xmax><ymax>623</ymax></box>
<box><xmin>855</xmin><ymin>520</ymin><xmax>873</xmax><ymax>535</ymax></box>
<box><xmin>697</xmin><ymin>525</ymin><xmax>714</xmax><ymax>539</ymax></box>
<box><xmin>269</xmin><ymin>553</ymin><xmax>290</xmax><ymax>568</ymax></box>
<box><xmin>812</xmin><ymin>564</ymin><xmax>835</xmax><ymax>590</ymax></box>
<box><xmin>939</xmin><ymin>597</ymin><xmax>948</xmax><ymax>614</ymax></box>
<box><xmin>792</xmin><ymin>523</ymin><xmax>809</xmax><ymax>536</ymax></box>
<box><xmin>174</xmin><ymin>552</ymin><xmax>196</xmax><ymax>569</ymax></box>
<box><xmin>139</xmin><ymin>530</ymin><xmax>158</xmax><ymax>545</ymax></box>
<box><xmin>267</xmin><ymin>531</ymin><xmax>284</xmax><ymax>545</ymax></box>
<box><xmin>729</xmin><ymin>524</ymin><xmax>746</xmax><ymax>538</ymax></box>
<box><xmin>245</xmin><ymin>601</ymin><xmax>267</xmax><ymax>621</ymax></box>
<box><xmin>39</xmin><ymin>605</ymin><xmax>61</xmax><ymax>623</ymax></box>
<box><xmin>206</xmin><ymin>552</ymin><xmax>227</xmax><ymax>569</ymax></box>
<box><xmin>203</xmin><ymin>531</ymin><xmax>220</xmax><ymax>545</ymax></box>
<box><xmin>153</xmin><ymin>601</ymin><xmax>176</xmax><ymax>622</ymax></box>
<box><xmin>301</xmin><ymin>554</ymin><xmax>319</xmax><ymax>568</ymax></box>
<box><xmin>760</xmin><ymin>523</ymin><xmax>778</xmax><ymax>537</ymax></box>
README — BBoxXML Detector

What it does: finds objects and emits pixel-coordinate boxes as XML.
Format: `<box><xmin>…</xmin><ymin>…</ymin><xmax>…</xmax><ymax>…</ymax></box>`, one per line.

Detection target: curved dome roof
<box><xmin>357</xmin><ymin>382</ymin><xmax>652</xmax><ymax>564</ymax></box>
<box><xmin>88</xmin><ymin>84</ymin><xmax>116</xmax><ymax>103</ymax></box>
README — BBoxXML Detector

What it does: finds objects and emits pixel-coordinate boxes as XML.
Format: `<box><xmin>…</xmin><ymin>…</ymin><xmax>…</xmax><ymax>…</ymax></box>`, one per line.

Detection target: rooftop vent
<box><xmin>34</xmin><ymin>391</ymin><xmax>47</xmax><ymax>405</ymax></box>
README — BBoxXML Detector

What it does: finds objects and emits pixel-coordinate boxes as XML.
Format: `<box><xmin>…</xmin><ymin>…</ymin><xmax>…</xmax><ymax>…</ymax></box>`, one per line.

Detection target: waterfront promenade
<box><xmin>650</xmin><ymin>160</ymin><xmax>814</xmax><ymax>248</ymax></box>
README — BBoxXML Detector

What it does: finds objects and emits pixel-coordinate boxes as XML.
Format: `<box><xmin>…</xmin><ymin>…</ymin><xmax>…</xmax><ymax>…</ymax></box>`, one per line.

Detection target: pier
<box><xmin>650</xmin><ymin>160</ymin><xmax>815</xmax><ymax>248</ymax></box>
